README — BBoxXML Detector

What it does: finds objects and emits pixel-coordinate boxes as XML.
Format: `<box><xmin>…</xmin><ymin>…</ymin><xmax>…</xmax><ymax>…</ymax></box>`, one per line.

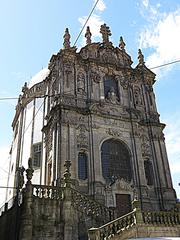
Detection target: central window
<box><xmin>104</xmin><ymin>76</ymin><xmax>119</xmax><ymax>100</ymax></box>
<box><xmin>101</xmin><ymin>139</ymin><xmax>132</xmax><ymax>182</ymax></box>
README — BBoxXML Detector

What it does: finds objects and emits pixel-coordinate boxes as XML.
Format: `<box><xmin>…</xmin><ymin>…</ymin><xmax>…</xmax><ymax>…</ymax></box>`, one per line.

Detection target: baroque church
<box><xmin>0</xmin><ymin>24</ymin><xmax>179</xmax><ymax>240</ymax></box>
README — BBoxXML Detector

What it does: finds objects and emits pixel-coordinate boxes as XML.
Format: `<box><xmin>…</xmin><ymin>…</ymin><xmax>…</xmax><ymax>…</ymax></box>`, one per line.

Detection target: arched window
<box><xmin>78</xmin><ymin>152</ymin><xmax>88</xmax><ymax>180</ymax></box>
<box><xmin>104</xmin><ymin>76</ymin><xmax>119</xmax><ymax>101</ymax></box>
<box><xmin>101</xmin><ymin>139</ymin><xmax>132</xmax><ymax>182</ymax></box>
<box><xmin>144</xmin><ymin>160</ymin><xmax>154</xmax><ymax>186</ymax></box>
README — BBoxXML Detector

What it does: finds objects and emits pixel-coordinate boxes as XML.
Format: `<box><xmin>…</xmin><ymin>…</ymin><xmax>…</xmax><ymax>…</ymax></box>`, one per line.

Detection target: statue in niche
<box><xmin>107</xmin><ymin>87</ymin><xmax>118</xmax><ymax>104</ymax></box>
<box><xmin>77</xmin><ymin>72</ymin><xmax>85</xmax><ymax>94</ymax></box>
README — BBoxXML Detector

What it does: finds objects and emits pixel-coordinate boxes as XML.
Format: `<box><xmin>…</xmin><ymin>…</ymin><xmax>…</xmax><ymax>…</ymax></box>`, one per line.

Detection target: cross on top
<box><xmin>100</xmin><ymin>23</ymin><xmax>111</xmax><ymax>44</ymax></box>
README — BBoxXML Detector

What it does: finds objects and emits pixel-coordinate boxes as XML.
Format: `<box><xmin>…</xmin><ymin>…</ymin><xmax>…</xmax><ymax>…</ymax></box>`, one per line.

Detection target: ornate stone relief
<box><xmin>141</xmin><ymin>135</ymin><xmax>151</xmax><ymax>157</ymax></box>
<box><xmin>134</xmin><ymin>86</ymin><xmax>142</xmax><ymax>105</ymax></box>
<box><xmin>115</xmin><ymin>75</ymin><xmax>129</xmax><ymax>89</ymax></box>
<box><xmin>106</xmin><ymin>128</ymin><xmax>122</xmax><ymax>137</ymax></box>
<box><xmin>77</xmin><ymin>71</ymin><xmax>86</xmax><ymax>94</ymax></box>
<box><xmin>76</xmin><ymin>124</ymin><xmax>89</xmax><ymax>149</ymax></box>
<box><xmin>44</xmin><ymin>128</ymin><xmax>53</xmax><ymax>159</ymax></box>
<box><xmin>90</xmin><ymin>71</ymin><xmax>101</xmax><ymax>83</ymax></box>
<box><xmin>116</xmin><ymin>178</ymin><xmax>133</xmax><ymax>191</ymax></box>
<box><xmin>106</xmin><ymin>87</ymin><xmax>119</xmax><ymax>104</ymax></box>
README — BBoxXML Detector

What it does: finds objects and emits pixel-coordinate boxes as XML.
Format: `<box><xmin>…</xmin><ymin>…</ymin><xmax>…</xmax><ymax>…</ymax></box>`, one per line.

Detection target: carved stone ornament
<box><xmin>85</xmin><ymin>26</ymin><xmax>92</xmax><ymax>45</ymax></box>
<box><xmin>100</xmin><ymin>23</ymin><xmax>111</xmax><ymax>44</ymax></box>
<box><xmin>106</xmin><ymin>128</ymin><xmax>122</xmax><ymax>137</ymax></box>
<box><xmin>116</xmin><ymin>178</ymin><xmax>133</xmax><ymax>191</ymax></box>
<box><xmin>77</xmin><ymin>124</ymin><xmax>89</xmax><ymax>149</ymax></box>
<box><xmin>119</xmin><ymin>36</ymin><xmax>126</xmax><ymax>51</ymax></box>
<box><xmin>138</xmin><ymin>49</ymin><xmax>145</xmax><ymax>66</ymax></box>
<box><xmin>77</xmin><ymin>71</ymin><xmax>85</xmax><ymax>94</ymax></box>
<box><xmin>63</xmin><ymin>28</ymin><xmax>71</xmax><ymax>49</ymax></box>
<box><xmin>115</xmin><ymin>75</ymin><xmax>128</xmax><ymax>89</ymax></box>
<box><xmin>141</xmin><ymin>135</ymin><xmax>151</xmax><ymax>157</ymax></box>
<box><xmin>26</xmin><ymin>158</ymin><xmax>34</xmax><ymax>183</ymax></box>
<box><xmin>90</xmin><ymin>71</ymin><xmax>101</xmax><ymax>83</ymax></box>
<box><xmin>106</xmin><ymin>87</ymin><xmax>118</xmax><ymax>104</ymax></box>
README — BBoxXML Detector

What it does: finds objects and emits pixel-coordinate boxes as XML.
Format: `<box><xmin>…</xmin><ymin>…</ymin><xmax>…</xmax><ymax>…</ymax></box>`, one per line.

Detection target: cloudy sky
<box><xmin>0</xmin><ymin>0</ymin><xmax>180</xmax><ymax>206</ymax></box>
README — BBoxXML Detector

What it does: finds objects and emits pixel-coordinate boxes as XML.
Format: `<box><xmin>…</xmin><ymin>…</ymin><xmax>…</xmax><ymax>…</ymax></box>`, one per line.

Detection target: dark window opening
<box><xmin>101</xmin><ymin>139</ymin><xmax>132</xmax><ymax>182</ymax></box>
<box><xmin>144</xmin><ymin>160</ymin><xmax>154</xmax><ymax>186</ymax></box>
<box><xmin>78</xmin><ymin>152</ymin><xmax>88</xmax><ymax>180</ymax></box>
<box><xmin>104</xmin><ymin>77</ymin><xmax>119</xmax><ymax>100</ymax></box>
<box><xmin>32</xmin><ymin>143</ymin><xmax>42</xmax><ymax>168</ymax></box>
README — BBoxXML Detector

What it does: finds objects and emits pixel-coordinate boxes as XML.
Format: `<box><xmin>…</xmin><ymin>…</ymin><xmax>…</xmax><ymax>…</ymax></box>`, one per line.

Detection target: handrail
<box><xmin>143</xmin><ymin>210</ymin><xmax>180</xmax><ymax>225</ymax></box>
<box><xmin>71</xmin><ymin>187</ymin><xmax>114</xmax><ymax>223</ymax></box>
<box><xmin>88</xmin><ymin>209</ymin><xmax>136</xmax><ymax>240</ymax></box>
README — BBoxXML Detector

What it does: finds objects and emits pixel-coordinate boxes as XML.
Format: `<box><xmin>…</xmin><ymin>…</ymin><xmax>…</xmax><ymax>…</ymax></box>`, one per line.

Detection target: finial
<box><xmin>138</xmin><ymin>49</ymin><xmax>145</xmax><ymax>66</ymax></box>
<box><xmin>22</xmin><ymin>82</ymin><xmax>28</xmax><ymax>94</ymax></box>
<box><xmin>26</xmin><ymin>157</ymin><xmax>34</xmax><ymax>184</ymax></box>
<box><xmin>63</xmin><ymin>28</ymin><xmax>71</xmax><ymax>49</ymax></box>
<box><xmin>63</xmin><ymin>159</ymin><xmax>71</xmax><ymax>187</ymax></box>
<box><xmin>85</xmin><ymin>26</ymin><xmax>92</xmax><ymax>45</ymax></box>
<box><xmin>100</xmin><ymin>23</ymin><xmax>111</xmax><ymax>44</ymax></box>
<box><xmin>119</xmin><ymin>36</ymin><xmax>126</xmax><ymax>50</ymax></box>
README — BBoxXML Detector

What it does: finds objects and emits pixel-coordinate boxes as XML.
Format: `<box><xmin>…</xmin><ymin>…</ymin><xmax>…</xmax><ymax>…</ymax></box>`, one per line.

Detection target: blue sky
<box><xmin>0</xmin><ymin>0</ymin><xmax>180</xmax><ymax>205</ymax></box>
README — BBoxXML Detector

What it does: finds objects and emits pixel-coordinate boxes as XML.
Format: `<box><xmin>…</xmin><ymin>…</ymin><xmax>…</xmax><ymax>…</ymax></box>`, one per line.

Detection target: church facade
<box><xmin>7</xmin><ymin>23</ymin><xmax>177</xmax><ymax>221</ymax></box>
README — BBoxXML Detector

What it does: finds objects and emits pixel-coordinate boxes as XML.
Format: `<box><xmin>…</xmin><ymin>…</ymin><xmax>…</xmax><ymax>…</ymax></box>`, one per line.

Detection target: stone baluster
<box><xmin>19</xmin><ymin>158</ymin><xmax>34</xmax><ymax>240</ymax></box>
<box><xmin>62</xmin><ymin>158</ymin><xmax>78</xmax><ymax>239</ymax></box>
<box><xmin>88</xmin><ymin>227</ymin><xmax>100</xmax><ymax>240</ymax></box>
<box><xmin>132</xmin><ymin>199</ymin><xmax>144</xmax><ymax>224</ymax></box>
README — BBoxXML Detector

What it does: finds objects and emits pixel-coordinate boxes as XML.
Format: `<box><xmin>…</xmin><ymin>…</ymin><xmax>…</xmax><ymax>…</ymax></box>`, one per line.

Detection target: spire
<box><xmin>100</xmin><ymin>23</ymin><xmax>111</xmax><ymax>44</ymax></box>
<box><xmin>63</xmin><ymin>28</ymin><xmax>71</xmax><ymax>49</ymax></box>
<box><xmin>138</xmin><ymin>49</ymin><xmax>145</xmax><ymax>66</ymax></box>
<box><xmin>85</xmin><ymin>26</ymin><xmax>92</xmax><ymax>45</ymax></box>
<box><xmin>119</xmin><ymin>36</ymin><xmax>126</xmax><ymax>51</ymax></box>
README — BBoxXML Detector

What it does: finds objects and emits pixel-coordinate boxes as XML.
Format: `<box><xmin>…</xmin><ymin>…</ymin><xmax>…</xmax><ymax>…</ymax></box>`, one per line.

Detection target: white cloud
<box><xmin>78</xmin><ymin>14</ymin><xmax>104</xmax><ymax>46</ymax></box>
<box><xmin>78</xmin><ymin>0</ymin><xmax>106</xmax><ymax>47</ymax></box>
<box><xmin>163</xmin><ymin>114</ymin><xmax>180</xmax><ymax>197</ymax></box>
<box><xmin>142</xmin><ymin>0</ymin><xmax>149</xmax><ymax>9</ymax></box>
<box><xmin>29</xmin><ymin>68</ymin><xmax>50</xmax><ymax>88</ymax></box>
<box><xmin>94</xmin><ymin>0</ymin><xmax>106</xmax><ymax>12</ymax></box>
<box><xmin>139</xmin><ymin>4</ymin><xmax>180</xmax><ymax>76</ymax></box>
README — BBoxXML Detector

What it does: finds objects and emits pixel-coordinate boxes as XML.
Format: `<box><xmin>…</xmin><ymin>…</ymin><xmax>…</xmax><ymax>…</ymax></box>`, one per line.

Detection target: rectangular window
<box><xmin>32</xmin><ymin>143</ymin><xmax>42</xmax><ymax>168</ymax></box>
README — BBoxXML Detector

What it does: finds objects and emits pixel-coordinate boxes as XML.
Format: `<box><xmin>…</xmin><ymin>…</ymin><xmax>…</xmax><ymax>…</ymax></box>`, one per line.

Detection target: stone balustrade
<box><xmin>71</xmin><ymin>188</ymin><xmax>114</xmax><ymax>222</ymax></box>
<box><xmin>143</xmin><ymin>210</ymin><xmax>180</xmax><ymax>225</ymax></box>
<box><xmin>88</xmin><ymin>209</ymin><xmax>136</xmax><ymax>240</ymax></box>
<box><xmin>32</xmin><ymin>184</ymin><xmax>64</xmax><ymax>200</ymax></box>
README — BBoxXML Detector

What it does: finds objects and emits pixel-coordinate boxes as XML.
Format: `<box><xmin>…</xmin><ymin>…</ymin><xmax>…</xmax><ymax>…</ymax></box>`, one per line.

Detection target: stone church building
<box><xmin>0</xmin><ymin>24</ymin><xmax>179</xmax><ymax>239</ymax></box>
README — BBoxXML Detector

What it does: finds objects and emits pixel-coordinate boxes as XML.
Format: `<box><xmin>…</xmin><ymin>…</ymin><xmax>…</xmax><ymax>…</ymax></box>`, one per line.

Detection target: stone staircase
<box><xmin>88</xmin><ymin>200</ymin><xmax>180</xmax><ymax>240</ymax></box>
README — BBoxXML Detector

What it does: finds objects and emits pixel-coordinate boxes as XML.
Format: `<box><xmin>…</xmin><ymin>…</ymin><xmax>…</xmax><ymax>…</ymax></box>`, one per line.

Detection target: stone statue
<box><xmin>119</xmin><ymin>36</ymin><xmax>126</xmax><ymax>50</ymax></box>
<box><xmin>107</xmin><ymin>87</ymin><xmax>118</xmax><ymax>103</ymax></box>
<box><xmin>138</xmin><ymin>49</ymin><xmax>145</xmax><ymax>66</ymax></box>
<box><xmin>85</xmin><ymin>26</ymin><xmax>92</xmax><ymax>45</ymax></box>
<box><xmin>63</xmin><ymin>28</ymin><xmax>71</xmax><ymax>49</ymax></box>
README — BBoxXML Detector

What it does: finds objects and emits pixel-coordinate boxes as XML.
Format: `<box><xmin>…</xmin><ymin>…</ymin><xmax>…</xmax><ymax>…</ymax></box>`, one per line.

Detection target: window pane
<box><xmin>32</xmin><ymin>143</ymin><xmax>42</xmax><ymax>168</ymax></box>
<box><xmin>104</xmin><ymin>77</ymin><xmax>119</xmax><ymax>100</ymax></box>
<box><xmin>101</xmin><ymin>139</ymin><xmax>132</xmax><ymax>182</ymax></box>
<box><xmin>78</xmin><ymin>153</ymin><xmax>88</xmax><ymax>180</ymax></box>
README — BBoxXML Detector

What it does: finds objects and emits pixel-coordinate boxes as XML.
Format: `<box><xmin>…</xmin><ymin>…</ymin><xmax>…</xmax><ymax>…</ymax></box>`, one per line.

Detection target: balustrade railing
<box><xmin>71</xmin><ymin>188</ymin><xmax>114</xmax><ymax>222</ymax></box>
<box><xmin>88</xmin><ymin>209</ymin><xmax>136</xmax><ymax>240</ymax></box>
<box><xmin>32</xmin><ymin>185</ymin><xmax>64</xmax><ymax>200</ymax></box>
<box><xmin>143</xmin><ymin>210</ymin><xmax>180</xmax><ymax>225</ymax></box>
